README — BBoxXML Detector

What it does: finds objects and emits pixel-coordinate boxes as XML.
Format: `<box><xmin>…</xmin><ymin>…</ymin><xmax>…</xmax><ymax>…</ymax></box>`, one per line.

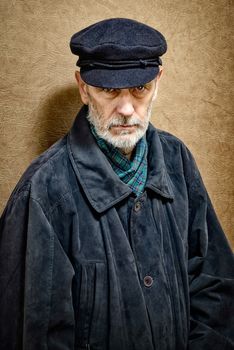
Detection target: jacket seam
<box><xmin>30</xmin><ymin>197</ymin><xmax>55</xmax><ymax>347</ymax></box>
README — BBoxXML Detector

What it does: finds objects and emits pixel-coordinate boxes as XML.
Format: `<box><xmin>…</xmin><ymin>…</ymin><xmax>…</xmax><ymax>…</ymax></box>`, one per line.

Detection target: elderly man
<box><xmin>0</xmin><ymin>18</ymin><xmax>233</xmax><ymax>350</ymax></box>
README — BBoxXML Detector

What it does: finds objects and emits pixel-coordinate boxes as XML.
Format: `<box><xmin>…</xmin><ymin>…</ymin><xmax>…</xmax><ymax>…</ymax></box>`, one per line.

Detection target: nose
<box><xmin>116</xmin><ymin>91</ymin><xmax>135</xmax><ymax>116</ymax></box>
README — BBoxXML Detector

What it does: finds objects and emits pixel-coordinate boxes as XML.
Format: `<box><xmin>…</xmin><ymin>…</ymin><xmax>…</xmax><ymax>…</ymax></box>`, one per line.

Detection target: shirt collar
<box><xmin>67</xmin><ymin>105</ymin><xmax>174</xmax><ymax>213</ymax></box>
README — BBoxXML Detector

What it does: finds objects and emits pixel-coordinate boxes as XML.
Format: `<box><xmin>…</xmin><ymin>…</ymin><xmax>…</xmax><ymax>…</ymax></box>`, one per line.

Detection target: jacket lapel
<box><xmin>145</xmin><ymin>124</ymin><xmax>174</xmax><ymax>200</ymax></box>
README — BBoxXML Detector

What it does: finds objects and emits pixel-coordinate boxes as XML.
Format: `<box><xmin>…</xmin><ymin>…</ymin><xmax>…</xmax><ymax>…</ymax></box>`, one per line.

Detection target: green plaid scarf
<box><xmin>90</xmin><ymin>124</ymin><xmax>148</xmax><ymax>197</ymax></box>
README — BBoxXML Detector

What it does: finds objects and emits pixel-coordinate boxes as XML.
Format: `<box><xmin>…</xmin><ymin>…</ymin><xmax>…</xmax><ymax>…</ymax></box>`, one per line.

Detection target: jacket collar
<box><xmin>67</xmin><ymin>105</ymin><xmax>174</xmax><ymax>213</ymax></box>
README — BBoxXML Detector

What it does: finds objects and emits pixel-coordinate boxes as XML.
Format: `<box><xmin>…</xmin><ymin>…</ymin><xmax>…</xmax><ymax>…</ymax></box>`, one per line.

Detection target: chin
<box><xmin>105</xmin><ymin>130</ymin><xmax>145</xmax><ymax>149</ymax></box>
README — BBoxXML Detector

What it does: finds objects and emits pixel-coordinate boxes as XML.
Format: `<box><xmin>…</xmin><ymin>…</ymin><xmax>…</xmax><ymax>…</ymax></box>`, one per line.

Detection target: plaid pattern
<box><xmin>90</xmin><ymin>124</ymin><xmax>148</xmax><ymax>196</ymax></box>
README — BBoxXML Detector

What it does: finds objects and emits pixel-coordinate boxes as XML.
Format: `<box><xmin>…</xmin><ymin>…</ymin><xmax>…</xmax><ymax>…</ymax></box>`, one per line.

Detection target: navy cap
<box><xmin>70</xmin><ymin>18</ymin><xmax>167</xmax><ymax>88</ymax></box>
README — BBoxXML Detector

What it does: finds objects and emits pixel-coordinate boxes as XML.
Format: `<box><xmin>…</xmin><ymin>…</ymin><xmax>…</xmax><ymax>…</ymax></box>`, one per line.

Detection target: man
<box><xmin>0</xmin><ymin>18</ymin><xmax>233</xmax><ymax>350</ymax></box>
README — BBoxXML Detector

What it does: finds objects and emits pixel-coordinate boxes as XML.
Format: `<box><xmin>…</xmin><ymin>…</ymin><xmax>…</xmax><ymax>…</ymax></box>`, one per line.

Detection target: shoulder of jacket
<box><xmin>156</xmin><ymin>128</ymin><xmax>204</xmax><ymax>192</ymax></box>
<box><xmin>8</xmin><ymin>136</ymin><xmax>69</xmax><ymax>207</ymax></box>
<box><xmin>156</xmin><ymin>128</ymin><xmax>195</xmax><ymax>159</ymax></box>
<box><xmin>149</xmin><ymin>126</ymin><xmax>201</xmax><ymax>183</ymax></box>
<box><xmin>157</xmin><ymin>128</ymin><xmax>186</xmax><ymax>146</ymax></box>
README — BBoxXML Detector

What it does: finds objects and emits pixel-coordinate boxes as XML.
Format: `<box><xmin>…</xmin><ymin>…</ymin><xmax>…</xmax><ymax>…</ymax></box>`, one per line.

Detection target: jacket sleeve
<box><xmin>0</xmin><ymin>189</ymin><xmax>30</xmax><ymax>349</ymax></box>
<box><xmin>0</xmin><ymin>188</ymin><xmax>75</xmax><ymax>350</ymax></box>
<box><xmin>182</xmin><ymin>146</ymin><xmax>234</xmax><ymax>349</ymax></box>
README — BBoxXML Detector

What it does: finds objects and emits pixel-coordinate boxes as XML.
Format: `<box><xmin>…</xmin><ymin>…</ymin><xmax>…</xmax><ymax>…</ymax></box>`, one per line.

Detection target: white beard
<box><xmin>87</xmin><ymin>87</ymin><xmax>157</xmax><ymax>150</ymax></box>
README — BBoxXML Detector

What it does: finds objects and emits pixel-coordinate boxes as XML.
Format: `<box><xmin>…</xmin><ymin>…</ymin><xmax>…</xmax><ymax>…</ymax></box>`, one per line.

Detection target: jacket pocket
<box><xmin>74</xmin><ymin>261</ymin><xmax>107</xmax><ymax>350</ymax></box>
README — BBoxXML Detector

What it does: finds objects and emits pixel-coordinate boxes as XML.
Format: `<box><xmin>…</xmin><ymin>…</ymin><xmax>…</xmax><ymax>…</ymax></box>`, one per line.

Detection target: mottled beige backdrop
<box><xmin>1</xmin><ymin>0</ymin><xmax>234</xmax><ymax>247</ymax></box>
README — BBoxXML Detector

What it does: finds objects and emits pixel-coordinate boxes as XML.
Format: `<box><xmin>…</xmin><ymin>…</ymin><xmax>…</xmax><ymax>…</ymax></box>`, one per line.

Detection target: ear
<box><xmin>75</xmin><ymin>71</ymin><xmax>89</xmax><ymax>105</ymax></box>
<box><xmin>156</xmin><ymin>66</ymin><xmax>164</xmax><ymax>81</ymax></box>
<box><xmin>152</xmin><ymin>67</ymin><xmax>164</xmax><ymax>101</ymax></box>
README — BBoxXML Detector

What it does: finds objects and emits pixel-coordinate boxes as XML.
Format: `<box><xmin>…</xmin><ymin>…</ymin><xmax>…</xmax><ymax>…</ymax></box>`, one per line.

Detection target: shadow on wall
<box><xmin>31</xmin><ymin>83</ymin><xmax>83</xmax><ymax>155</ymax></box>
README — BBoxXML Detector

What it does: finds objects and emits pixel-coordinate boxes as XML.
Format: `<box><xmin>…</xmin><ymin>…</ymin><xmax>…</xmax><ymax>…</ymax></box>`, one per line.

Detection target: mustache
<box><xmin>108</xmin><ymin>116</ymin><xmax>143</xmax><ymax>128</ymax></box>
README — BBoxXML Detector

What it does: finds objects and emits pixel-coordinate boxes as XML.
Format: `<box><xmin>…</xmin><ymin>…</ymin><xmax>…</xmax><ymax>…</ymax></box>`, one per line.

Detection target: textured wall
<box><xmin>0</xmin><ymin>0</ymin><xmax>233</xmax><ymax>247</ymax></box>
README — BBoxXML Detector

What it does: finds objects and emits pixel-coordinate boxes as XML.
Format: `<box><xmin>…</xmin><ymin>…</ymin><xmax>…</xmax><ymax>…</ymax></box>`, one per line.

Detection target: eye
<box><xmin>102</xmin><ymin>88</ymin><xmax>116</xmax><ymax>93</ymax></box>
<box><xmin>136</xmin><ymin>85</ymin><xmax>145</xmax><ymax>91</ymax></box>
<box><xmin>131</xmin><ymin>85</ymin><xmax>147</xmax><ymax>95</ymax></box>
<box><xmin>131</xmin><ymin>85</ymin><xmax>147</xmax><ymax>96</ymax></box>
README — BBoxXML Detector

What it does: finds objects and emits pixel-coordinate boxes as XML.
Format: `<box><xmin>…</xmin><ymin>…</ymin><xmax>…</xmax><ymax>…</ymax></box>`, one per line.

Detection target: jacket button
<box><xmin>144</xmin><ymin>275</ymin><xmax>153</xmax><ymax>287</ymax></box>
<box><xmin>134</xmin><ymin>201</ymin><xmax>141</xmax><ymax>212</ymax></box>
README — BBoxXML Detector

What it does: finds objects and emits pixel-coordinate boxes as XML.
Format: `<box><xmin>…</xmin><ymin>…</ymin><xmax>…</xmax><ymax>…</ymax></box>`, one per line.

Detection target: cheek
<box><xmin>91</xmin><ymin>100</ymin><xmax>113</xmax><ymax>128</ymax></box>
<box><xmin>97</xmin><ymin>104</ymin><xmax>115</xmax><ymax>125</ymax></box>
<box><xmin>135</xmin><ymin>103</ymin><xmax>150</xmax><ymax>120</ymax></box>
<box><xmin>100</xmin><ymin>109</ymin><xmax>114</xmax><ymax>128</ymax></box>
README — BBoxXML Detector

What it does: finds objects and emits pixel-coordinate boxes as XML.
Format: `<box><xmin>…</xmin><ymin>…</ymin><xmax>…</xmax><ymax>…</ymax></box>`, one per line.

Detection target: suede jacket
<box><xmin>0</xmin><ymin>105</ymin><xmax>234</xmax><ymax>350</ymax></box>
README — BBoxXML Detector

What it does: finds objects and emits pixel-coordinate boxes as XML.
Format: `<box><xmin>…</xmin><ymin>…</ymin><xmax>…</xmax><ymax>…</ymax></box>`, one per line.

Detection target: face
<box><xmin>76</xmin><ymin>70</ymin><xmax>163</xmax><ymax>151</ymax></box>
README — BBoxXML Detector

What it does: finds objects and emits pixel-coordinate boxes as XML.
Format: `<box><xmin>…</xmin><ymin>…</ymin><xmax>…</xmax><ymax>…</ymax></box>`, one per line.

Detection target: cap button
<box><xmin>139</xmin><ymin>59</ymin><xmax>147</xmax><ymax>68</ymax></box>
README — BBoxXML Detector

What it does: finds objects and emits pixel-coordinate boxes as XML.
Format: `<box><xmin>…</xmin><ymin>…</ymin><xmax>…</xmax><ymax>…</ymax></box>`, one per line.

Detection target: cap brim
<box><xmin>80</xmin><ymin>66</ymin><xmax>159</xmax><ymax>89</ymax></box>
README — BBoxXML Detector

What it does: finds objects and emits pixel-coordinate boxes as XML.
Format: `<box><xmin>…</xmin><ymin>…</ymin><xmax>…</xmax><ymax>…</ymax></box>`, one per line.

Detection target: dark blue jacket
<box><xmin>0</xmin><ymin>105</ymin><xmax>234</xmax><ymax>350</ymax></box>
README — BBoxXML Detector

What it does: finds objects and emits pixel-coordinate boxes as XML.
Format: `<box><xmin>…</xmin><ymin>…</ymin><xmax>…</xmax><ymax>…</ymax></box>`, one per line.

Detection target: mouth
<box><xmin>110</xmin><ymin>124</ymin><xmax>137</xmax><ymax>130</ymax></box>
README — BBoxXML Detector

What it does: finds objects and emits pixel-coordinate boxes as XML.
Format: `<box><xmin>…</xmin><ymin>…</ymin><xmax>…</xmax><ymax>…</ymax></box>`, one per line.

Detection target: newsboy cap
<box><xmin>70</xmin><ymin>18</ymin><xmax>167</xmax><ymax>88</ymax></box>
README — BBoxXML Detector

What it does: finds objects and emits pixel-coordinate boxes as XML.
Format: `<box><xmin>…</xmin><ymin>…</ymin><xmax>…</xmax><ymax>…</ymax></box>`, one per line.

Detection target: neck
<box><xmin>118</xmin><ymin>146</ymin><xmax>135</xmax><ymax>160</ymax></box>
